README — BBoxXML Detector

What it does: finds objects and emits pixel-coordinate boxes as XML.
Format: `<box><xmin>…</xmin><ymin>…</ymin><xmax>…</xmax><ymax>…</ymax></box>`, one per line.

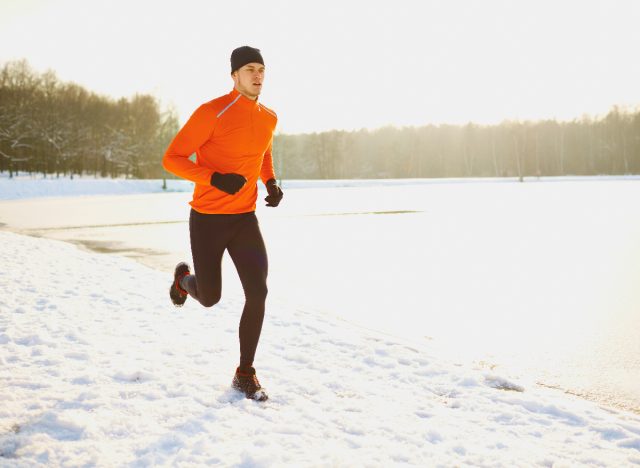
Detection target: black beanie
<box><xmin>230</xmin><ymin>46</ymin><xmax>264</xmax><ymax>73</ymax></box>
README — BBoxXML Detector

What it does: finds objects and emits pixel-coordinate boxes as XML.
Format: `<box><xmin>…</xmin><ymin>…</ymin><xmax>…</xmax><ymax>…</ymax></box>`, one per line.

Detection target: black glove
<box><xmin>210</xmin><ymin>172</ymin><xmax>246</xmax><ymax>195</ymax></box>
<box><xmin>265</xmin><ymin>179</ymin><xmax>283</xmax><ymax>207</ymax></box>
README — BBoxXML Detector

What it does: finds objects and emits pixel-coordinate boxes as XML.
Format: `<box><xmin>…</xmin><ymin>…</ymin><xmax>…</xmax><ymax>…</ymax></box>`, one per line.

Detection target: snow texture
<box><xmin>1</xmin><ymin>230</ymin><xmax>640</xmax><ymax>466</ymax></box>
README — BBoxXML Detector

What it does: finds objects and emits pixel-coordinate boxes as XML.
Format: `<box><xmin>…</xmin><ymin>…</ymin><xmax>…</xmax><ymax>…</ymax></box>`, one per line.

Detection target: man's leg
<box><xmin>227</xmin><ymin>213</ymin><xmax>269</xmax><ymax>369</ymax></box>
<box><xmin>182</xmin><ymin>209</ymin><xmax>232</xmax><ymax>308</ymax></box>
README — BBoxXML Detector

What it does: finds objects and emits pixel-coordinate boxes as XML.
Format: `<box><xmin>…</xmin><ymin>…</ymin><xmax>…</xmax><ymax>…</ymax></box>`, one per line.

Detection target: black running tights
<box><xmin>182</xmin><ymin>209</ymin><xmax>268</xmax><ymax>369</ymax></box>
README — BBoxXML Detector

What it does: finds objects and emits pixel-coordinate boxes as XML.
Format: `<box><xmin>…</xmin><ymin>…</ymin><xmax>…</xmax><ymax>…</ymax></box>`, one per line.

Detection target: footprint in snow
<box><xmin>484</xmin><ymin>375</ymin><xmax>524</xmax><ymax>392</ymax></box>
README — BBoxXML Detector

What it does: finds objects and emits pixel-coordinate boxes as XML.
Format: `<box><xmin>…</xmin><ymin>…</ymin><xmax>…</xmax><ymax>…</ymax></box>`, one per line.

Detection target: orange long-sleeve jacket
<box><xmin>162</xmin><ymin>88</ymin><xmax>277</xmax><ymax>214</ymax></box>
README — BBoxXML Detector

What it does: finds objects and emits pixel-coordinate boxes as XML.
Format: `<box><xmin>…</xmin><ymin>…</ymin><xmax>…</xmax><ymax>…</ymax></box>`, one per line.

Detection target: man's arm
<box><xmin>162</xmin><ymin>104</ymin><xmax>217</xmax><ymax>186</ymax></box>
<box><xmin>261</xmin><ymin>140</ymin><xmax>283</xmax><ymax>207</ymax></box>
<box><xmin>260</xmin><ymin>140</ymin><xmax>277</xmax><ymax>185</ymax></box>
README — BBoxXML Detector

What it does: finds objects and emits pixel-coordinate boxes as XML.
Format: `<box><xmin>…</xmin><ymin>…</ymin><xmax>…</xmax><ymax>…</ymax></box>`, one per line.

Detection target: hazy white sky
<box><xmin>1</xmin><ymin>0</ymin><xmax>639</xmax><ymax>134</ymax></box>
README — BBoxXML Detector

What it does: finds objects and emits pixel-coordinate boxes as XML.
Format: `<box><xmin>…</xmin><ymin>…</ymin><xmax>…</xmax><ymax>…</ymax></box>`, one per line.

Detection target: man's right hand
<box><xmin>210</xmin><ymin>172</ymin><xmax>247</xmax><ymax>195</ymax></box>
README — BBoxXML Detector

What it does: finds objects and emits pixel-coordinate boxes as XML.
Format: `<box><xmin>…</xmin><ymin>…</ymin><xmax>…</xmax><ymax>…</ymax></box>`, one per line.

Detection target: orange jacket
<box><xmin>162</xmin><ymin>88</ymin><xmax>277</xmax><ymax>214</ymax></box>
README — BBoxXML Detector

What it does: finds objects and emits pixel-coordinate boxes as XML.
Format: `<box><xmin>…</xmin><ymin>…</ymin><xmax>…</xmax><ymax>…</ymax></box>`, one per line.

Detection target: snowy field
<box><xmin>0</xmin><ymin>173</ymin><xmax>194</xmax><ymax>200</ymax></box>
<box><xmin>2</xmin><ymin>172</ymin><xmax>640</xmax><ymax>201</ymax></box>
<box><xmin>2</xmin><ymin>176</ymin><xmax>640</xmax><ymax>466</ymax></box>
<box><xmin>2</xmin><ymin>176</ymin><xmax>639</xmax><ymax>412</ymax></box>
<box><xmin>2</xmin><ymin>230</ymin><xmax>640</xmax><ymax>466</ymax></box>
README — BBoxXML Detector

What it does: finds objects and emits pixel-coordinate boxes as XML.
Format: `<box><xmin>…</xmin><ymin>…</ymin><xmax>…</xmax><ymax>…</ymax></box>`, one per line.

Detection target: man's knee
<box><xmin>199</xmin><ymin>292</ymin><xmax>221</xmax><ymax>308</ymax></box>
<box><xmin>246</xmin><ymin>284</ymin><xmax>268</xmax><ymax>303</ymax></box>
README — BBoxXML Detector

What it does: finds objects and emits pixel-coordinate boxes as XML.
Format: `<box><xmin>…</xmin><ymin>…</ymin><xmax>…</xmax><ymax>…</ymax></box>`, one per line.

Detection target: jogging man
<box><xmin>162</xmin><ymin>46</ymin><xmax>283</xmax><ymax>401</ymax></box>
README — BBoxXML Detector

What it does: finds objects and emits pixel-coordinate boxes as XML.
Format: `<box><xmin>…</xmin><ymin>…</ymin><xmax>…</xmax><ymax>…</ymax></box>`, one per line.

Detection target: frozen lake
<box><xmin>1</xmin><ymin>178</ymin><xmax>639</xmax><ymax>414</ymax></box>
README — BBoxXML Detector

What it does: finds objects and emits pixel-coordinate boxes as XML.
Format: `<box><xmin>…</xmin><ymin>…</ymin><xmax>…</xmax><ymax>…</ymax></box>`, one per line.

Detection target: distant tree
<box><xmin>0</xmin><ymin>58</ymin><xmax>179</xmax><ymax>179</ymax></box>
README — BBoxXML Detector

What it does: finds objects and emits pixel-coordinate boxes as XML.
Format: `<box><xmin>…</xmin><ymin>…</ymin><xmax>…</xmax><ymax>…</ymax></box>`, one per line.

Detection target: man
<box><xmin>162</xmin><ymin>46</ymin><xmax>283</xmax><ymax>402</ymax></box>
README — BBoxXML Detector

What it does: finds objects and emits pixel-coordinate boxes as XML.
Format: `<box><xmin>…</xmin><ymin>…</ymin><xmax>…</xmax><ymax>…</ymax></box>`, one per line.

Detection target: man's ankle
<box><xmin>238</xmin><ymin>364</ymin><xmax>254</xmax><ymax>374</ymax></box>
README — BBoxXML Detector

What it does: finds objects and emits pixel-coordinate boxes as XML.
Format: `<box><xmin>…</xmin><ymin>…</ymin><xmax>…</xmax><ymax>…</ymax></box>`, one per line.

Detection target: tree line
<box><xmin>0</xmin><ymin>59</ymin><xmax>178</xmax><ymax>179</ymax></box>
<box><xmin>274</xmin><ymin>107</ymin><xmax>640</xmax><ymax>180</ymax></box>
<box><xmin>2</xmin><ymin>59</ymin><xmax>639</xmax><ymax>181</ymax></box>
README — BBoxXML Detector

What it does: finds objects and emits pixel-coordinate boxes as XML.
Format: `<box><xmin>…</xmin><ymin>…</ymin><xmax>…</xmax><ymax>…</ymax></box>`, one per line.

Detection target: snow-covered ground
<box><xmin>2</xmin><ymin>230</ymin><xmax>640</xmax><ymax>466</ymax></box>
<box><xmin>2</xmin><ymin>172</ymin><xmax>640</xmax><ymax>200</ymax></box>
<box><xmin>0</xmin><ymin>173</ymin><xmax>193</xmax><ymax>200</ymax></box>
<box><xmin>4</xmin><ymin>176</ymin><xmax>638</xmax><ymax>412</ymax></box>
<box><xmin>2</xmin><ymin>175</ymin><xmax>640</xmax><ymax>465</ymax></box>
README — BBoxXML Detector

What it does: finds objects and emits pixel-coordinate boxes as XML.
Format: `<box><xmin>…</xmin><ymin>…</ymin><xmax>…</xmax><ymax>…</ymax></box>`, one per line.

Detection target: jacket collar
<box><xmin>230</xmin><ymin>88</ymin><xmax>259</xmax><ymax>108</ymax></box>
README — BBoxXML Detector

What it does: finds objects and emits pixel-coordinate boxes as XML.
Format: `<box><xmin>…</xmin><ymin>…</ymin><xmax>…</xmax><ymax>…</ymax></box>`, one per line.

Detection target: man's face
<box><xmin>232</xmin><ymin>63</ymin><xmax>265</xmax><ymax>99</ymax></box>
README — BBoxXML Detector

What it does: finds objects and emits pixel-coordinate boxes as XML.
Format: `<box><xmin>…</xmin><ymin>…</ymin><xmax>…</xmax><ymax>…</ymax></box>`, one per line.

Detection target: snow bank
<box><xmin>1</xmin><ymin>231</ymin><xmax>640</xmax><ymax>466</ymax></box>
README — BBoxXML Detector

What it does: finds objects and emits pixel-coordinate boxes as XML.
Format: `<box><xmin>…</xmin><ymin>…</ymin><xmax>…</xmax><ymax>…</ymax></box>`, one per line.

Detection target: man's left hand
<box><xmin>265</xmin><ymin>179</ymin><xmax>283</xmax><ymax>207</ymax></box>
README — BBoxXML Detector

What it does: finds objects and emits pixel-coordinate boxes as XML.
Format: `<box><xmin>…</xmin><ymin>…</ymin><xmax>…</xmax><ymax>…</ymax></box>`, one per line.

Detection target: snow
<box><xmin>2</xmin><ymin>230</ymin><xmax>640</xmax><ymax>466</ymax></box>
<box><xmin>2</xmin><ymin>172</ymin><xmax>640</xmax><ymax>201</ymax></box>
<box><xmin>0</xmin><ymin>174</ymin><xmax>193</xmax><ymax>200</ymax></box>
<box><xmin>2</xmin><ymin>175</ymin><xmax>640</xmax><ymax>465</ymax></box>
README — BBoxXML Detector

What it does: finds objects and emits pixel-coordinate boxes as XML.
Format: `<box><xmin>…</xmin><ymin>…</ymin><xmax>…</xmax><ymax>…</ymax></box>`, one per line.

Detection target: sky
<box><xmin>1</xmin><ymin>0</ymin><xmax>640</xmax><ymax>134</ymax></box>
